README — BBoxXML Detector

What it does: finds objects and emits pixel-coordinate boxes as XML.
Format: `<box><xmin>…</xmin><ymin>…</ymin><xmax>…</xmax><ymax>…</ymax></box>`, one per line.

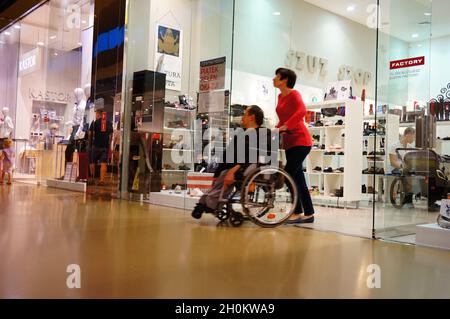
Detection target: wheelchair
<box><xmin>389</xmin><ymin>148</ymin><xmax>450</xmax><ymax>210</ymax></box>
<box><xmin>206</xmin><ymin>164</ymin><xmax>298</xmax><ymax>228</ymax></box>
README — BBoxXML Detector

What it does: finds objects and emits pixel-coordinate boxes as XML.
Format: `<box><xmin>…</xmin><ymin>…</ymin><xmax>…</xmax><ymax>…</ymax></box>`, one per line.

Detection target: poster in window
<box><xmin>155</xmin><ymin>24</ymin><xmax>183</xmax><ymax>91</ymax></box>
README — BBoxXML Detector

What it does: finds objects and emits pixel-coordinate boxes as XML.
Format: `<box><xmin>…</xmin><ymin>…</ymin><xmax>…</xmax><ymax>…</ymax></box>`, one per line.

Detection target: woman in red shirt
<box><xmin>274</xmin><ymin>68</ymin><xmax>315</xmax><ymax>224</ymax></box>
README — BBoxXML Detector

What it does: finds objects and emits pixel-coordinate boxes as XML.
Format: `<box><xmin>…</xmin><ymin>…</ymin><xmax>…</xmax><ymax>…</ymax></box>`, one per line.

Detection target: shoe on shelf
<box><xmin>334</xmin><ymin>167</ymin><xmax>344</xmax><ymax>173</ymax></box>
<box><xmin>323</xmin><ymin>167</ymin><xmax>333</xmax><ymax>173</ymax></box>
<box><xmin>313</xmin><ymin>166</ymin><xmax>322</xmax><ymax>172</ymax></box>
<box><xmin>338</xmin><ymin>152</ymin><xmax>344</xmax><ymax>156</ymax></box>
<box><xmin>362</xmin><ymin>184</ymin><xmax>367</xmax><ymax>193</ymax></box>
<box><xmin>335</xmin><ymin>120</ymin><xmax>344</xmax><ymax>126</ymax></box>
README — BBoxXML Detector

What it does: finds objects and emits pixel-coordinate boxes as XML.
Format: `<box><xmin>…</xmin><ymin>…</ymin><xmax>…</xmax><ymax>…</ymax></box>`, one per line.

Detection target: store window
<box><xmin>0</xmin><ymin>0</ymin><xmax>103</xmax><ymax>190</ymax></box>
<box><xmin>375</xmin><ymin>0</ymin><xmax>450</xmax><ymax>247</ymax></box>
<box><xmin>121</xmin><ymin>0</ymin><xmax>234</xmax><ymax>208</ymax></box>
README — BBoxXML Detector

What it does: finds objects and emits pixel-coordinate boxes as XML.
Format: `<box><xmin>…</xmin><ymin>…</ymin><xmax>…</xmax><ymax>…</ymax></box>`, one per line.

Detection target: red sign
<box><xmin>199</xmin><ymin>57</ymin><xmax>226</xmax><ymax>92</ymax></box>
<box><xmin>101</xmin><ymin>112</ymin><xmax>107</xmax><ymax>132</ymax></box>
<box><xmin>390</xmin><ymin>56</ymin><xmax>425</xmax><ymax>70</ymax></box>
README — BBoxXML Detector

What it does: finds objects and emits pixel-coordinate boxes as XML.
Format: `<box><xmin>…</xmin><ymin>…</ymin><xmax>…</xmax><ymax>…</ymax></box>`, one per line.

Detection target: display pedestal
<box><xmin>416</xmin><ymin>223</ymin><xmax>450</xmax><ymax>251</ymax></box>
<box><xmin>149</xmin><ymin>190</ymin><xmax>199</xmax><ymax>210</ymax></box>
<box><xmin>47</xmin><ymin>179</ymin><xmax>87</xmax><ymax>193</ymax></box>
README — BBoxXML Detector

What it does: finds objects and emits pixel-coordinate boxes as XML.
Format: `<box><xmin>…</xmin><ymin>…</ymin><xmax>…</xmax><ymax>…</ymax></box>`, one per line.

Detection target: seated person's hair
<box><xmin>247</xmin><ymin>105</ymin><xmax>265</xmax><ymax>126</ymax></box>
<box><xmin>3</xmin><ymin>139</ymin><xmax>13</xmax><ymax>148</ymax></box>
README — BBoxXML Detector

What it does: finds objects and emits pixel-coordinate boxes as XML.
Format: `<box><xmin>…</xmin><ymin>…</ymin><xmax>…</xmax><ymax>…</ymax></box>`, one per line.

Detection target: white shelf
<box><xmin>162</xmin><ymin>169</ymin><xmax>191</xmax><ymax>173</ymax></box>
<box><xmin>323</xmin><ymin>172</ymin><xmax>344</xmax><ymax>175</ymax></box>
<box><xmin>163</xmin><ymin>127</ymin><xmax>193</xmax><ymax>132</ymax></box>
<box><xmin>306</xmin><ymin>100</ymin><xmax>349</xmax><ymax>110</ymax></box>
<box><xmin>324</xmin><ymin>125</ymin><xmax>345</xmax><ymax>129</ymax></box>
<box><xmin>165</xmin><ymin>107</ymin><xmax>195</xmax><ymax>112</ymax></box>
<box><xmin>163</xmin><ymin>148</ymin><xmax>193</xmax><ymax>151</ymax></box>
<box><xmin>308</xmin><ymin>126</ymin><xmax>324</xmax><ymax>130</ymax></box>
<box><xmin>364</xmin><ymin>114</ymin><xmax>387</xmax><ymax>120</ymax></box>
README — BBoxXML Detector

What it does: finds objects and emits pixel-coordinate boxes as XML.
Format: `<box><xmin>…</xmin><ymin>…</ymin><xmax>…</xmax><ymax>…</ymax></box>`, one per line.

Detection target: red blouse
<box><xmin>276</xmin><ymin>90</ymin><xmax>313</xmax><ymax>149</ymax></box>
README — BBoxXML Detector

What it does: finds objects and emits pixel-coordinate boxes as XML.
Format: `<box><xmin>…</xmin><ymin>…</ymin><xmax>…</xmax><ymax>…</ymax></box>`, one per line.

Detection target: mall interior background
<box><xmin>2</xmin><ymin>0</ymin><xmax>450</xmax><ymax>244</ymax></box>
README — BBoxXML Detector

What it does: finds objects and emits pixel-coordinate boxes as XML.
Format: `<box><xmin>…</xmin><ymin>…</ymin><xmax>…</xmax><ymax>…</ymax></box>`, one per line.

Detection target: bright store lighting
<box><xmin>412</xmin><ymin>33</ymin><xmax>419</xmax><ymax>38</ymax></box>
<box><xmin>347</xmin><ymin>5</ymin><xmax>356</xmax><ymax>12</ymax></box>
<box><xmin>50</xmin><ymin>35</ymin><xmax>57</xmax><ymax>40</ymax></box>
<box><xmin>4</xmin><ymin>31</ymin><xmax>11</xmax><ymax>36</ymax></box>
<box><xmin>37</xmin><ymin>41</ymin><xmax>45</xmax><ymax>46</ymax></box>
<box><xmin>273</xmin><ymin>12</ymin><xmax>281</xmax><ymax>16</ymax></box>
<box><xmin>14</xmin><ymin>25</ymin><xmax>21</xmax><ymax>29</ymax></box>
<box><xmin>424</xmin><ymin>12</ymin><xmax>431</xmax><ymax>16</ymax></box>
<box><xmin>82</xmin><ymin>20</ymin><xmax>87</xmax><ymax>24</ymax></box>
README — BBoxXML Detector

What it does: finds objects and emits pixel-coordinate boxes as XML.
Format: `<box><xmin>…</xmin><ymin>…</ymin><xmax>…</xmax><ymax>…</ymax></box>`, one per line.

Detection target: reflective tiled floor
<box><xmin>1</xmin><ymin>183</ymin><xmax>450</xmax><ymax>298</ymax></box>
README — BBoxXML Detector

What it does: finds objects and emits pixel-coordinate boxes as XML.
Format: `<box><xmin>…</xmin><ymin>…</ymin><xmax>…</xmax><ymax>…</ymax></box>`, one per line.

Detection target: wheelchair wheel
<box><xmin>390</xmin><ymin>177</ymin><xmax>406</xmax><ymax>209</ymax></box>
<box><xmin>216</xmin><ymin>205</ymin><xmax>230</xmax><ymax>221</ymax></box>
<box><xmin>240</xmin><ymin>166</ymin><xmax>297</xmax><ymax>228</ymax></box>
<box><xmin>229</xmin><ymin>211</ymin><xmax>244</xmax><ymax>227</ymax></box>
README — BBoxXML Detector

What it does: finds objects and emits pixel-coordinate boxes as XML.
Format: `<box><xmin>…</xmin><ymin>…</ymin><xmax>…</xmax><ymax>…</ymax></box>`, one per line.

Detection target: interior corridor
<box><xmin>1</xmin><ymin>184</ymin><xmax>450</xmax><ymax>299</ymax></box>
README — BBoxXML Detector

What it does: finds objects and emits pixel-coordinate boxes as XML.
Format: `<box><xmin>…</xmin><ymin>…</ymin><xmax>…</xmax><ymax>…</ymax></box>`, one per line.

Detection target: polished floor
<box><xmin>1</xmin><ymin>183</ymin><xmax>450</xmax><ymax>298</ymax></box>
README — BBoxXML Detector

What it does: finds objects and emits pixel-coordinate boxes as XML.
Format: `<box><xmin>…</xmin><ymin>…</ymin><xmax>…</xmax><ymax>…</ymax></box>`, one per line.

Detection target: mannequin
<box><xmin>0</xmin><ymin>107</ymin><xmax>14</xmax><ymax>139</ymax></box>
<box><xmin>65</xmin><ymin>88</ymin><xmax>87</xmax><ymax>164</ymax></box>
<box><xmin>65</xmin><ymin>88</ymin><xmax>87</xmax><ymax>141</ymax></box>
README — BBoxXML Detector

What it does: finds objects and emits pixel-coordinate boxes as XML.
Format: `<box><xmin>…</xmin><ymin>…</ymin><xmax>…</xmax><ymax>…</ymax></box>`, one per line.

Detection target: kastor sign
<box><xmin>390</xmin><ymin>56</ymin><xmax>425</xmax><ymax>70</ymax></box>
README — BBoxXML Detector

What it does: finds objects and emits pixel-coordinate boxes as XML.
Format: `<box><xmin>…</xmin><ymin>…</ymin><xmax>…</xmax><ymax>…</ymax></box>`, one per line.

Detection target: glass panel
<box><xmin>10</xmin><ymin>0</ymin><xmax>96</xmax><ymax>188</ymax></box>
<box><xmin>232</xmin><ymin>0</ymin><xmax>377</xmax><ymax>237</ymax></box>
<box><xmin>121</xmin><ymin>0</ymin><xmax>234</xmax><ymax>212</ymax></box>
<box><xmin>375</xmin><ymin>0</ymin><xmax>435</xmax><ymax>242</ymax></box>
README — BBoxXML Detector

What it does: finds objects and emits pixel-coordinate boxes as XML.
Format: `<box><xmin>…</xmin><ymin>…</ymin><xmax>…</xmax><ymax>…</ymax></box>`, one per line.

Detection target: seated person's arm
<box><xmin>389</xmin><ymin>154</ymin><xmax>402</xmax><ymax>169</ymax></box>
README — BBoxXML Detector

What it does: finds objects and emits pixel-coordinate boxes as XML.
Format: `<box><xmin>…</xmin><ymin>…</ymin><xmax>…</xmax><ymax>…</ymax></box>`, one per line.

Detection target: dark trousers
<box><xmin>285</xmin><ymin>146</ymin><xmax>315</xmax><ymax>216</ymax></box>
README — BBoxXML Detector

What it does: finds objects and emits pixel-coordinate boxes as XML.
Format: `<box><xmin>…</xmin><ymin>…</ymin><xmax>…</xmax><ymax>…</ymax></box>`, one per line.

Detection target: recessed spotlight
<box><xmin>82</xmin><ymin>20</ymin><xmax>87</xmax><ymax>24</ymax></box>
<box><xmin>37</xmin><ymin>41</ymin><xmax>45</xmax><ymax>46</ymax></box>
<box><xmin>418</xmin><ymin>44</ymin><xmax>423</xmax><ymax>47</ymax></box>
<box><xmin>412</xmin><ymin>33</ymin><xmax>419</xmax><ymax>38</ymax></box>
<box><xmin>4</xmin><ymin>31</ymin><xmax>11</xmax><ymax>36</ymax></box>
<box><xmin>78</xmin><ymin>42</ymin><xmax>83</xmax><ymax>46</ymax></box>
<box><xmin>347</xmin><ymin>5</ymin><xmax>356</xmax><ymax>12</ymax></box>
<box><xmin>50</xmin><ymin>35</ymin><xmax>57</xmax><ymax>40</ymax></box>
<box><xmin>424</xmin><ymin>12</ymin><xmax>431</xmax><ymax>16</ymax></box>
<box><xmin>14</xmin><ymin>25</ymin><xmax>21</xmax><ymax>29</ymax></box>
<box><xmin>273</xmin><ymin>12</ymin><xmax>281</xmax><ymax>16</ymax></box>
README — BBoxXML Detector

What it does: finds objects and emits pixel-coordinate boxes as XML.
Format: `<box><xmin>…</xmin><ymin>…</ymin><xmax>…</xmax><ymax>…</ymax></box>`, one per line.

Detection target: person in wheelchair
<box><xmin>192</xmin><ymin>105</ymin><xmax>274</xmax><ymax>219</ymax></box>
<box><xmin>389</xmin><ymin>127</ymin><xmax>416</xmax><ymax>208</ymax></box>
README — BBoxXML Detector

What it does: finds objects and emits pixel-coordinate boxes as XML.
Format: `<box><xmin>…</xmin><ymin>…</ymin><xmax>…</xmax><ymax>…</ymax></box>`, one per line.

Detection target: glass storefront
<box><xmin>2</xmin><ymin>0</ymin><xmax>450</xmax><ymax>246</ymax></box>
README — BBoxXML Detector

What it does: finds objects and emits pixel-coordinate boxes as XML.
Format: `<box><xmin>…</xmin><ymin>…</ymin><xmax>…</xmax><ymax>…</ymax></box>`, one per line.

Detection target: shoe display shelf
<box><xmin>162</xmin><ymin>106</ymin><xmax>196</xmax><ymax>189</ymax></box>
<box><xmin>305</xmin><ymin>100</ymin><xmax>363</xmax><ymax>208</ymax></box>
<box><xmin>362</xmin><ymin>113</ymin><xmax>400</xmax><ymax>203</ymax></box>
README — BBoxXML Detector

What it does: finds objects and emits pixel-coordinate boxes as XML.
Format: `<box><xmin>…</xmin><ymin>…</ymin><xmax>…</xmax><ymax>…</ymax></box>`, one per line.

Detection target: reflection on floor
<box><xmin>1</xmin><ymin>183</ymin><xmax>450</xmax><ymax>298</ymax></box>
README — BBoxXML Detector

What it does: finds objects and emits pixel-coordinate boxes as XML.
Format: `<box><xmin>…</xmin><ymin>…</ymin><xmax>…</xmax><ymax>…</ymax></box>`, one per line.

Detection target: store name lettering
<box><xmin>285</xmin><ymin>50</ymin><xmax>328</xmax><ymax>78</ymax></box>
<box><xmin>29</xmin><ymin>88</ymin><xmax>72</xmax><ymax>103</ymax></box>
<box><xmin>390</xmin><ymin>56</ymin><xmax>425</xmax><ymax>70</ymax></box>
<box><xmin>19</xmin><ymin>55</ymin><xmax>36</xmax><ymax>72</ymax></box>
<box><xmin>200</xmin><ymin>65</ymin><xmax>219</xmax><ymax>82</ymax></box>
<box><xmin>285</xmin><ymin>50</ymin><xmax>372</xmax><ymax>86</ymax></box>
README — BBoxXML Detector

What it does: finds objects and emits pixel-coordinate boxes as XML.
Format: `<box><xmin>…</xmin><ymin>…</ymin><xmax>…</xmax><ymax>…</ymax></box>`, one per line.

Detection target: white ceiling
<box><xmin>0</xmin><ymin>0</ymin><xmax>92</xmax><ymax>51</ymax></box>
<box><xmin>305</xmin><ymin>0</ymin><xmax>450</xmax><ymax>42</ymax></box>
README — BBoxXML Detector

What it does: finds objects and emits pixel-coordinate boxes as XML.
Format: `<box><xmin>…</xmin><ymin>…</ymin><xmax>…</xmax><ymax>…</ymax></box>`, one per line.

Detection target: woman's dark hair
<box><xmin>276</xmin><ymin>68</ymin><xmax>297</xmax><ymax>89</ymax></box>
<box><xmin>247</xmin><ymin>105</ymin><xmax>265</xmax><ymax>126</ymax></box>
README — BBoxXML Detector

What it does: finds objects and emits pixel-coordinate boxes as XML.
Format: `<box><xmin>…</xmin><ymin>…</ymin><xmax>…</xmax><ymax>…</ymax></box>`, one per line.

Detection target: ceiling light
<box><xmin>37</xmin><ymin>41</ymin><xmax>45</xmax><ymax>46</ymax></box>
<box><xmin>14</xmin><ymin>25</ymin><xmax>21</xmax><ymax>29</ymax></box>
<box><xmin>347</xmin><ymin>5</ymin><xmax>356</xmax><ymax>12</ymax></box>
<box><xmin>50</xmin><ymin>35</ymin><xmax>57</xmax><ymax>40</ymax></box>
<box><xmin>78</xmin><ymin>42</ymin><xmax>83</xmax><ymax>46</ymax></box>
<box><xmin>273</xmin><ymin>12</ymin><xmax>281</xmax><ymax>16</ymax></box>
<box><xmin>424</xmin><ymin>12</ymin><xmax>431</xmax><ymax>16</ymax></box>
<box><xmin>4</xmin><ymin>31</ymin><xmax>11</xmax><ymax>36</ymax></box>
<box><xmin>54</xmin><ymin>52</ymin><xmax>58</xmax><ymax>56</ymax></box>
<box><xmin>412</xmin><ymin>33</ymin><xmax>419</xmax><ymax>38</ymax></box>
<box><xmin>418</xmin><ymin>44</ymin><xmax>423</xmax><ymax>47</ymax></box>
<box><xmin>82</xmin><ymin>20</ymin><xmax>87</xmax><ymax>24</ymax></box>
